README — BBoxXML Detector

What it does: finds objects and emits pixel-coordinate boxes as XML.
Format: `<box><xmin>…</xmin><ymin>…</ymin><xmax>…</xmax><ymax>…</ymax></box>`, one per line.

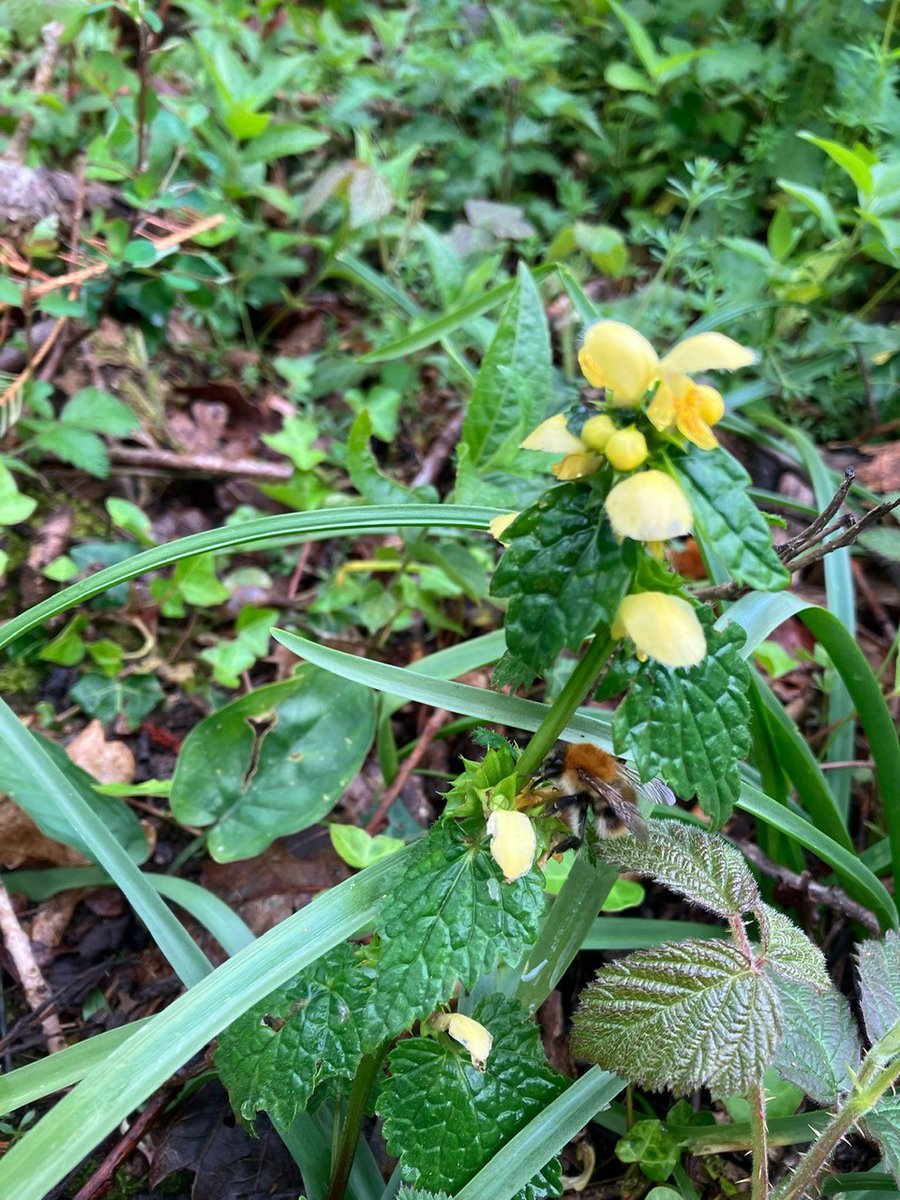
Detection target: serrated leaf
<box><xmin>61</xmin><ymin>388</ymin><xmax>140</xmax><ymax>437</ymax></box>
<box><xmin>397</xmin><ymin>1189</ymin><xmax>452</xmax><ymax>1200</ymax></box>
<box><xmin>491</xmin><ymin>482</ymin><xmax>631</xmax><ymax>675</ymax></box>
<box><xmin>674</xmin><ymin>450</ymin><xmax>790</xmax><ymax>591</ymax></box>
<box><xmin>857</xmin><ymin>930</ymin><xmax>900</xmax><ymax>1045</ymax></box>
<box><xmin>571</xmin><ymin>938</ymin><xmax>782</xmax><ymax>1098</ymax></box>
<box><xmin>34</xmin><ymin>426</ymin><xmax>109</xmax><ymax>478</ymax></box>
<box><xmin>759</xmin><ymin>905</ymin><xmax>830</xmax><ymax>990</ymax></box>
<box><xmin>863</xmin><ymin>1096</ymin><xmax>900</xmax><ymax>1187</ymax></box>
<box><xmin>380</xmin><ymin>994</ymin><xmax>566</xmax><ymax>1199</ymax></box>
<box><xmin>612</xmin><ymin>617</ymin><xmax>752</xmax><ymax>824</ymax></box>
<box><xmin>373</xmin><ymin>825</ymin><xmax>545</xmax><ymax>1033</ymax></box>
<box><xmin>216</xmin><ymin>943</ymin><xmax>379</xmax><ymax>1129</ymax></box>
<box><xmin>773</xmin><ymin>977</ymin><xmax>861</xmax><ymax>1105</ymax></box>
<box><xmin>592</xmin><ymin>820</ymin><xmax>759</xmax><ymax>919</ymax></box>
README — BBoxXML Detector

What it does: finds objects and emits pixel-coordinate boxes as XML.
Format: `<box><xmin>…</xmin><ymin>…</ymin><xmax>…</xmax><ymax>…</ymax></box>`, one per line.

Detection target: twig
<box><xmin>107</xmin><ymin>445</ymin><xmax>293</xmax><ymax>480</ymax></box>
<box><xmin>410</xmin><ymin>409</ymin><xmax>464</xmax><ymax>490</ymax></box>
<box><xmin>70</xmin><ymin>1086</ymin><xmax>172</xmax><ymax>1200</ymax></box>
<box><xmin>0</xmin><ymin>879</ymin><xmax>67</xmax><ymax>1053</ymax></box>
<box><xmin>366</xmin><ymin>707</ymin><xmax>449</xmax><ymax>834</ymax></box>
<box><xmin>736</xmin><ymin>841</ymin><xmax>881</xmax><ymax>934</ymax></box>
<box><xmin>5</xmin><ymin>22</ymin><xmax>65</xmax><ymax>164</ymax></box>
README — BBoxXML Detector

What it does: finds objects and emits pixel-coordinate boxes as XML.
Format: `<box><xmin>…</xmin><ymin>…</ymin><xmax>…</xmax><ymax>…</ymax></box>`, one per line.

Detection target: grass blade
<box><xmin>583</xmin><ymin>916</ymin><xmax>728</xmax><ymax>950</ymax></box>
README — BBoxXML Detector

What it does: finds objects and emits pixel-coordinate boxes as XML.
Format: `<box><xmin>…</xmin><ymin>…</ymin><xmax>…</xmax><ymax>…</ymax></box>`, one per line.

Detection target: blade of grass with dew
<box><xmin>0</xmin><ymin>846</ymin><xmax>412</xmax><ymax>1200</ymax></box>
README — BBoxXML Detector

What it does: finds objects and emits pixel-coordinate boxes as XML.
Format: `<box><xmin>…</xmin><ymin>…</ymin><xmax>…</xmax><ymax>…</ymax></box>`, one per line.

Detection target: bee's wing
<box><xmin>619</xmin><ymin>764</ymin><xmax>676</xmax><ymax>808</ymax></box>
<box><xmin>575</xmin><ymin>770</ymin><xmax>649</xmax><ymax>842</ymax></box>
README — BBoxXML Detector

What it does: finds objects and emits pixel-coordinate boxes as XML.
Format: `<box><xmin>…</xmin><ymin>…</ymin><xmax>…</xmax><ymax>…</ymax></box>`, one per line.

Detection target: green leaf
<box><xmin>61</xmin><ymin>388</ymin><xmax>140</xmax><ymax>437</ymax></box>
<box><xmin>773</xmin><ymin>978</ymin><xmax>861</xmax><ymax>1105</ymax></box>
<box><xmin>170</xmin><ymin>671</ymin><xmax>376</xmax><ymax>862</ymax></box>
<box><xmin>857</xmin><ymin>930</ymin><xmax>900</xmax><ymax>1045</ymax></box>
<box><xmin>380</xmin><ymin>994</ymin><xmax>567</xmax><ymax>1199</ymax></box>
<box><xmin>799</xmin><ymin>133</ymin><xmax>874</xmax><ymax>196</ymax></box>
<box><xmin>673</xmin><ymin>450</ymin><xmax>790</xmax><ymax>591</ymax></box>
<box><xmin>347</xmin><ymin>409</ymin><xmax>416</xmax><ymax>505</ymax></box>
<box><xmin>240</xmin><ymin>123</ymin><xmax>328</xmax><ymax>164</ymax></box>
<box><xmin>172</xmin><ymin>553</ymin><xmax>230</xmax><ymax>607</ymax></box>
<box><xmin>105</xmin><ymin>497</ymin><xmax>154</xmax><ymax>545</ymax></box>
<box><xmin>70</xmin><ymin>673</ymin><xmax>163</xmax><ymax>732</ymax></box>
<box><xmin>759</xmin><ymin>904</ymin><xmax>830</xmax><ymax>991</ymax></box>
<box><xmin>397</xmin><ymin>1190</ymin><xmax>452</xmax><ymax>1200</ymax></box>
<box><xmin>608</xmin><ymin>0</ymin><xmax>660</xmax><ymax>78</ymax></box>
<box><xmin>613</xmin><ymin>617</ymin><xmax>752</xmax><ymax>824</ymax></box>
<box><xmin>38</xmin><ymin>614</ymin><xmax>87</xmax><ymax>666</ymax></box>
<box><xmin>863</xmin><ymin>1096</ymin><xmax>900</xmax><ymax>1187</ymax></box>
<box><xmin>459</xmin><ymin>262</ymin><xmax>550</xmax><ymax>475</ymax></box>
<box><xmin>0</xmin><ymin>276</ymin><xmax>24</xmax><ymax>305</ymax></box>
<box><xmin>571</xmin><ymin>938</ymin><xmax>782</xmax><ymax>1098</ymax></box>
<box><xmin>329</xmin><ymin>824</ymin><xmax>404</xmax><ymax>869</ymax></box>
<box><xmin>199</xmin><ymin>605</ymin><xmax>278</xmax><ymax>687</ymax></box>
<box><xmin>347</xmin><ymin>164</ymin><xmax>394</xmax><ymax>228</ymax></box>
<box><xmin>604</xmin><ymin>61</ymin><xmax>656</xmax><ymax>93</ymax></box>
<box><xmin>262</xmin><ymin>414</ymin><xmax>327</xmax><ymax>471</ymax></box>
<box><xmin>491</xmin><ymin>483</ymin><xmax>631</xmax><ymax>675</ymax></box>
<box><xmin>216</xmin><ymin>943</ymin><xmax>379</xmax><ymax>1129</ymax></box>
<box><xmin>33</xmin><ymin>426</ymin><xmax>109</xmax><ymax>478</ymax></box>
<box><xmin>615</xmin><ymin>1119</ymin><xmax>682</xmax><ymax>1182</ymax></box>
<box><xmin>592</xmin><ymin>820</ymin><xmax>759</xmax><ymax>919</ymax></box>
<box><xmin>374</xmin><ymin>824</ymin><xmax>545</xmax><ymax>1033</ymax></box>
<box><xmin>777</xmin><ymin>180</ymin><xmax>842</xmax><ymax>239</ymax></box>
<box><xmin>0</xmin><ymin>461</ymin><xmax>37</xmax><ymax>525</ymax></box>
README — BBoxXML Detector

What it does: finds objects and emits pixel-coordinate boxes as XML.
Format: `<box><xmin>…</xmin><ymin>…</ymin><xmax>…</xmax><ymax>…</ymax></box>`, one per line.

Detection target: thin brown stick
<box><xmin>70</xmin><ymin>1086</ymin><xmax>171</xmax><ymax>1200</ymax></box>
<box><xmin>736</xmin><ymin>840</ymin><xmax>881</xmax><ymax>934</ymax></box>
<box><xmin>366</xmin><ymin>707</ymin><xmax>449</xmax><ymax>834</ymax></box>
<box><xmin>5</xmin><ymin>22</ymin><xmax>65</xmax><ymax>164</ymax></box>
<box><xmin>410</xmin><ymin>410</ymin><xmax>464</xmax><ymax>490</ymax></box>
<box><xmin>0</xmin><ymin>880</ymin><xmax>67</xmax><ymax>1053</ymax></box>
<box><xmin>107</xmin><ymin>445</ymin><xmax>293</xmax><ymax>481</ymax></box>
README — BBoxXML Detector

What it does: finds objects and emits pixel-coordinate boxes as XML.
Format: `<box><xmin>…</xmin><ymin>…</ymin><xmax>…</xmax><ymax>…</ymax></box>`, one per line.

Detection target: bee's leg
<box><xmin>549</xmin><ymin>832</ymin><xmax>583</xmax><ymax>855</ymax></box>
<box><xmin>547</xmin><ymin>795</ymin><xmax>587</xmax><ymax>855</ymax></box>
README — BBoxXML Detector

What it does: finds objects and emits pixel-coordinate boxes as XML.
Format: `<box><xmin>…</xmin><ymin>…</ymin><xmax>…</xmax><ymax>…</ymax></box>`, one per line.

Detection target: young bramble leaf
<box><xmin>592</xmin><ymin>820</ymin><xmax>759</xmax><ymax>919</ymax></box>
<box><xmin>215</xmin><ymin>944</ymin><xmax>380</xmax><ymax>1129</ymax></box>
<box><xmin>612</xmin><ymin>616</ymin><xmax>751</xmax><ymax>825</ymax></box>
<box><xmin>373</xmin><ymin>824</ymin><xmax>545</xmax><ymax>1034</ymax></box>
<box><xmin>863</xmin><ymin>1095</ymin><xmax>900</xmax><ymax>1188</ymax></box>
<box><xmin>571</xmin><ymin>938</ymin><xmax>782</xmax><ymax>1098</ymax></box>
<box><xmin>615</xmin><ymin>1118</ymin><xmax>683</xmax><ymax>1182</ymax></box>
<box><xmin>758</xmin><ymin>905</ymin><xmax>831</xmax><ymax>991</ymax></box>
<box><xmin>673</xmin><ymin>449</ymin><xmax>790</xmax><ymax>591</ymax></box>
<box><xmin>379</xmin><ymin>994</ymin><xmax>567</xmax><ymax>1199</ymax></box>
<box><xmin>491</xmin><ymin>482</ymin><xmax>631</xmax><ymax>676</ymax></box>
<box><xmin>772</xmin><ymin>977</ymin><xmax>861</xmax><ymax>1105</ymax></box>
<box><xmin>397</xmin><ymin>1190</ymin><xmax>452</xmax><ymax>1200</ymax></box>
<box><xmin>857</xmin><ymin>930</ymin><xmax>900</xmax><ymax>1045</ymax></box>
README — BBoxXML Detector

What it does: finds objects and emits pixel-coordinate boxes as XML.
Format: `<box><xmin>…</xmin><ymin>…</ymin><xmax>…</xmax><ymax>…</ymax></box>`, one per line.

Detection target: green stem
<box><xmin>516</xmin><ymin>632</ymin><xmax>614</xmax><ymax>780</ymax></box>
<box><xmin>326</xmin><ymin>1044</ymin><xmax>389</xmax><ymax>1200</ymax></box>
<box><xmin>748</xmin><ymin>1081</ymin><xmax>769</xmax><ymax>1200</ymax></box>
<box><xmin>882</xmin><ymin>0</ymin><xmax>900</xmax><ymax>52</ymax></box>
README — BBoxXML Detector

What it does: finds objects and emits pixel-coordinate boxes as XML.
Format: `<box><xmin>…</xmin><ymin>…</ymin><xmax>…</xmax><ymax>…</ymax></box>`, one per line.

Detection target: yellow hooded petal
<box><xmin>605</xmin><ymin>470</ymin><xmax>693</xmax><ymax>542</ymax></box>
<box><xmin>446</xmin><ymin>1013</ymin><xmax>493</xmax><ymax>1068</ymax></box>
<box><xmin>578</xmin><ymin>320</ymin><xmax>660</xmax><ymax>406</ymax></box>
<box><xmin>489</xmin><ymin>512</ymin><xmax>519</xmax><ymax>541</ymax></box>
<box><xmin>521</xmin><ymin>413</ymin><xmax>584</xmax><ymax>454</ymax></box>
<box><xmin>551</xmin><ymin>451</ymin><xmax>602</xmax><ymax>480</ymax></box>
<box><xmin>659</xmin><ymin>332</ymin><xmax>757</xmax><ymax>376</ymax></box>
<box><xmin>487</xmin><ymin>809</ymin><xmax>536</xmax><ymax>882</ymax></box>
<box><xmin>695</xmin><ymin>384</ymin><xmax>725</xmax><ymax>425</ymax></box>
<box><xmin>673</xmin><ymin>384</ymin><xmax>719</xmax><ymax>450</ymax></box>
<box><xmin>646</xmin><ymin>378</ymin><xmax>679</xmax><ymax>433</ymax></box>
<box><xmin>616</xmin><ymin>592</ymin><xmax>706</xmax><ymax>668</ymax></box>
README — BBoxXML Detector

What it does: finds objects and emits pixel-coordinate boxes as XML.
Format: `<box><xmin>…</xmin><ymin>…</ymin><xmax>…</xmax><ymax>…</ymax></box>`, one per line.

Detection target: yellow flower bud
<box><xmin>605</xmin><ymin>470</ymin><xmax>693</xmax><ymax>543</ymax></box>
<box><xmin>604</xmin><ymin>426</ymin><xmax>648</xmax><ymax>472</ymax></box>
<box><xmin>578</xmin><ymin>321</ymin><xmax>660</xmax><ymax>406</ymax></box>
<box><xmin>615</xmin><ymin>592</ymin><xmax>707</xmax><ymax>668</ymax></box>
<box><xmin>430</xmin><ymin>1012</ymin><xmax>493</xmax><ymax>1069</ymax></box>
<box><xmin>695</xmin><ymin>384</ymin><xmax>725</xmax><ymax>426</ymax></box>
<box><xmin>580</xmin><ymin>413</ymin><xmax>617</xmax><ymax>452</ymax></box>
<box><xmin>487</xmin><ymin>809</ymin><xmax>536</xmax><ymax>882</ymax></box>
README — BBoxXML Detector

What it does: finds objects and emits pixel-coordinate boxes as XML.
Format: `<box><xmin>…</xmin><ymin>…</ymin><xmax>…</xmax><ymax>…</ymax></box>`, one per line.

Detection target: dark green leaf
<box><xmin>773</xmin><ymin>978</ymin><xmax>861</xmax><ymax>1105</ymax></box>
<box><xmin>674</xmin><ymin>450</ymin><xmax>790</xmax><ymax>591</ymax></box>
<box><xmin>374</xmin><ymin>825</ymin><xmax>545</xmax><ymax>1033</ymax></box>
<box><xmin>379</xmin><ymin>994</ymin><xmax>566</xmax><ymax>1199</ymax></box>
<box><xmin>170</xmin><ymin>671</ymin><xmax>375</xmax><ymax>862</ymax></box>
<box><xmin>70</xmin><ymin>673</ymin><xmax>163</xmax><ymax>732</ymax></box>
<box><xmin>571</xmin><ymin>938</ymin><xmax>782</xmax><ymax>1097</ymax></box>
<box><xmin>491</xmin><ymin>482</ymin><xmax>631</xmax><ymax>675</ymax></box>
<box><xmin>863</xmin><ymin>1097</ymin><xmax>900</xmax><ymax>1188</ymax></box>
<box><xmin>613</xmin><ymin>616</ymin><xmax>751</xmax><ymax>825</ymax></box>
<box><xmin>592</xmin><ymin>820</ymin><xmax>759</xmax><ymax>919</ymax></box>
<box><xmin>857</xmin><ymin>931</ymin><xmax>900</xmax><ymax>1045</ymax></box>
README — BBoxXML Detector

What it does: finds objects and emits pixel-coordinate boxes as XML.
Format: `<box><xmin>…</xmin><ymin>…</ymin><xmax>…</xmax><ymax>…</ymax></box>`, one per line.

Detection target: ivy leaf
<box><xmin>612</xmin><ymin>616</ymin><xmax>751</xmax><ymax>825</ymax></box>
<box><xmin>759</xmin><ymin>905</ymin><xmax>831</xmax><ymax>991</ymax></box>
<box><xmin>615</xmin><ymin>1119</ymin><xmax>683</xmax><ymax>1182</ymax></box>
<box><xmin>592</xmin><ymin>820</ymin><xmax>759</xmax><ymax>919</ymax></box>
<box><xmin>772</xmin><ymin>978</ymin><xmax>861</xmax><ymax>1105</ymax></box>
<box><xmin>216</xmin><ymin>944</ymin><xmax>379</xmax><ymax>1129</ymax></box>
<box><xmin>70</xmin><ymin>672</ymin><xmax>163</xmax><ymax>732</ymax></box>
<box><xmin>373</xmin><ymin>824</ymin><xmax>545</xmax><ymax>1034</ymax></box>
<box><xmin>491</xmin><ymin>482</ymin><xmax>631</xmax><ymax>676</ymax></box>
<box><xmin>674</xmin><ymin>449</ymin><xmax>790</xmax><ymax>591</ymax></box>
<box><xmin>379</xmin><ymin>994</ymin><xmax>566</xmax><ymax>1199</ymax></box>
<box><xmin>863</xmin><ymin>1096</ymin><xmax>900</xmax><ymax>1187</ymax></box>
<box><xmin>571</xmin><ymin>938</ymin><xmax>782</xmax><ymax>1098</ymax></box>
<box><xmin>857</xmin><ymin>930</ymin><xmax>900</xmax><ymax>1045</ymax></box>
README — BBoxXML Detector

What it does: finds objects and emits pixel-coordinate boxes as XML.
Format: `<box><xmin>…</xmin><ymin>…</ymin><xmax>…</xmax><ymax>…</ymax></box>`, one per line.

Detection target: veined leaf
<box><xmin>759</xmin><ymin>905</ymin><xmax>830</xmax><ymax>991</ymax></box>
<box><xmin>773</xmin><ymin>977</ymin><xmax>861</xmax><ymax>1105</ymax></box>
<box><xmin>863</xmin><ymin>1096</ymin><xmax>900</xmax><ymax>1188</ymax></box>
<box><xmin>347</xmin><ymin>409</ymin><xmax>418</xmax><ymax>505</ymax></box>
<box><xmin>857</xmin><ymin>930</ymin><xmax>900</xmax><ymax>1044</ymax></box>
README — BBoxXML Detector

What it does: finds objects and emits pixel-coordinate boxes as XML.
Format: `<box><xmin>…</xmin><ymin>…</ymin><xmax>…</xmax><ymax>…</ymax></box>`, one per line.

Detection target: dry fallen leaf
<box><xmin>856</xmin><ymin>442</ymin><xmax>900</xmax><ymax>493</ymax></box>
<box><xmin>0</xmin><ymin>800</ymin><xmax>88</xmax><ymax>870</ymax></box>
<box><xmin>66</xmin><ymin>719</ymin><xmax>135</xmax><ymax>785</ymax></box>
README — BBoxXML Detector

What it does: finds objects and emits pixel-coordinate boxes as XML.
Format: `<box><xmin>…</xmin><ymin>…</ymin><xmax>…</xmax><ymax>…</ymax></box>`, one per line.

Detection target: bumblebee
<box><xmin>533</xmin><ymin>743</ymin><xmax>676</xmax><ymax>849</ymax></box>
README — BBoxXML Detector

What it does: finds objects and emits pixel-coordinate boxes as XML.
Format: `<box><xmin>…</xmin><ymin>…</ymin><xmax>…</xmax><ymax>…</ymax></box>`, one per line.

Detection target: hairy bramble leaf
<box><xmin>674</xmin><ymin>449</ymin><xmax>790</xmax><ymax>591</ymax></box>
<box><xmin>863</xmin><ymin>1095</ymin><xmax>900</xmax><ymax>1188</ymax></box>
<box><xmin>758</xmin><ymin>905</ymin><xmax>830</xmax><ymax>991</ymax></box>
<box><xmin>772</xmin><ymin>977</ymin><xmax>861</xmax><ymax>1105</ymax></box>
<box><xmin>612</xmin><ymin>616</ymin><xmax>751</xmax><ymax>824</ymax></box>
<box><xmin>397</xmin><ymin>1190</ymin><xmax>452</xmax><ymax>1200</ymax></box>
<box><xmin>571</xmin><ymin>938</ymin><xmax>781</xmax><ymax>1098</ymax></box>
<box><xmin>857</xmin><ymin>930</ymin><xmax>900</xmax><ymax>1045</ymax></box>
<box><xmin>491</xmin><ymin>482</ymin><xmax>631</xmax><ymax>676</ymax></box>
<box><xmin>380</xmin><ymin>994</ymin><xmax>566</xmax><ymax>1199</ymax></box>
<box><xmin>215</xmin><ymin>944</ymin><xmax>379</xmax><ymax>1129</ymax></box>
<box><xmin>592</xmin><ymin>820</ymin><xmax>759</xmax><ymax>919</ymax></box>
<box><xmin>374</xmin><ymin>824</ymin><xmax>544</xmax><ymax>1033</ymax></box>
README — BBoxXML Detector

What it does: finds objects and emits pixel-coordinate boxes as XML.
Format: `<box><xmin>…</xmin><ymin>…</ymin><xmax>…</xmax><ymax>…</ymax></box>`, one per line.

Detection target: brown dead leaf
<box><xmin>856</xmin><ymin>442</ymin><xmax>900</xmax><ymax>492</ymax></box>
<box><xmin>30</xmin><ymin>890</ymin><xmax>83</xmax><ymax>954</ymax></box>
<box><xmin>66</xmin><ymin>719</ymin><xmax>135</xmax><ymax>785</ymax></box>
<box><xmin>0</xmin><ymin>800</ymin><xmax>88</xmax><ymax>869</ymax></box>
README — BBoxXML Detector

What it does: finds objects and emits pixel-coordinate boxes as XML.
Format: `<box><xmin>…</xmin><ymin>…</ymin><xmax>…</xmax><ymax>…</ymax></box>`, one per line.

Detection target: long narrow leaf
<box><xmin>583</xmin><ymin>916</ymin><xmax>728</xmax><ymax>950</ymax></box>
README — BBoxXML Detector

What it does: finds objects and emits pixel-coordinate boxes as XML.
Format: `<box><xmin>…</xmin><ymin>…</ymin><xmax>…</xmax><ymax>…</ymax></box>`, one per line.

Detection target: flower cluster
<box><xmin>503</xmin><ymin>320</ymin><xmax>758</xmax><ymax>670</ymax></box>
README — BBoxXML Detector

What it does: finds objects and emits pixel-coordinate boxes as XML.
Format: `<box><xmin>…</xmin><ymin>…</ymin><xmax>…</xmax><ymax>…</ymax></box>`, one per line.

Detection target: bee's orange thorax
<box><xmin>563</xmin><ymin>743</ymin><xmax>619</xmax><ymax>782</ymax></box>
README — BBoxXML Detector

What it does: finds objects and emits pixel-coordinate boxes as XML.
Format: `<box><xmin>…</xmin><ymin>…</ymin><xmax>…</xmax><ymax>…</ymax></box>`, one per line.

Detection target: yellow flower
<box><xmin>647</xmin><ymin>332</ymin><xmax>757</xmax><ymax>450</ymax></box>
<box><xmin>487</xmin><ymin>809</ymin><xmax>536</xmax><ymax>882</ymax></box>
<box><xmin>604</xmin><ymin>426</ymin><xmax>648</xmax><ymax>472</ymax></box>
<box><xmin>613</xmin><ymin>592</ymin><xmax>706</xmax><ymax>668</ymax></box>
<box><xmin>578</xmin><ymin>321</ymin><xmax>659</xmax><ymax>406</ymax></box>
<box><xmin>521</xmin><ymin>413</ymin><xmax>601</xmax><ymax>480</ymax></box>
<box><xmin>605</xmin><ymin>470</ymin><xmax>692</xmax><ymax>543</ymax></box>
<box><xmin>430</xmin><ymin>1012</ymin><xmax>493</xmax><ymax>1069</ymax></box>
